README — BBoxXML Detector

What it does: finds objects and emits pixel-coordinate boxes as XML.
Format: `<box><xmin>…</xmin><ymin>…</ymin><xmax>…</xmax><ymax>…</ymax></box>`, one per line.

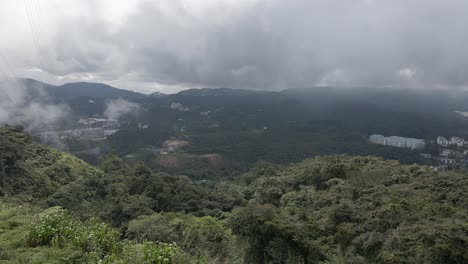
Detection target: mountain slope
<box><xmin>0</xmin><ymin>126</ymin><xmax>467</xmax><ymax>263</ymax></box>
<box><xmin>0</xmin><ymin>126</ymin><xmax>101</xmax><ymax>197</ymax></box>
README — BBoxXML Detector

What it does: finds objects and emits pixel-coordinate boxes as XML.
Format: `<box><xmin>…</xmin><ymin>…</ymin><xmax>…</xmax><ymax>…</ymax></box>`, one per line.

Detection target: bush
<box><xmin>26</xmin><ymin>208</ymin><xmax>192</xmax><ymax>263</ymax></box>
<box><xmin>27</xmin><ymin>209</ymin><xmax>122</xmax><ymax>256</ymax></box>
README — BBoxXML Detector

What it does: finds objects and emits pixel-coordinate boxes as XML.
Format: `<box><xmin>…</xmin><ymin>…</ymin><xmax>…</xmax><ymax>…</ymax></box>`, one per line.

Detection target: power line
<box><xmin>23</xmin><ymin>0</ymin><xmax>47</xmax><ymax>73</ymax></box>
<box><xmin>25</xmin><ymin>0</ymin><xmax>50</xmax><ymax>81</ymax></box>
<box><xmin>31</xmin><ymin>0</ymin><xmax>55</xmax><ymax>83</ymax></box>
<box><xmin>23</xmin><ymin>0</ymin><xmax>52</xmax><ymax>85</ymax></box>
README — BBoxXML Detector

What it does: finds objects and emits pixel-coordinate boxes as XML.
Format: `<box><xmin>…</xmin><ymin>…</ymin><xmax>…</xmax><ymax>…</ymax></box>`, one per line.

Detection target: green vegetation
<box><xmin>1</xmin><ymin>201</ymin><xmax>185</xmax><ymax>263</ymax></box>
<box><xmin>229</xmin><ymin>156</ymin><xmax>468</xmax><ymax>263</ymax></box>
<box><xmin>0</xmin><ymin>126</ymin><xmax>101</xmax><ymax>198</ymax></box>
<box><xmin>1</xmin><ymin>126</ymin><xmax>467</xmax><ymax>263</ymax></box>
<box><xmin>26</xmin><ymin>208</ymin><xmax>122</xmax><ymax>257</ymax></box>
<box><xmin>127</xmin><ymin>212</ymin><xmax>238</xmax><ymax>262</ymax></box>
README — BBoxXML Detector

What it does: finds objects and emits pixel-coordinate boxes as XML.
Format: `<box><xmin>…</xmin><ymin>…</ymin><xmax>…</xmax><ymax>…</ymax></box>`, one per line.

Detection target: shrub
<box><xmin>27</xmin><ymin>209</ymin><xmax>122</xmax><ymax>256</ymax></box>
<box><xmin>26</xmin><ymin>208</ymin><xmax>191</xmax><ymax>263</ymax></box>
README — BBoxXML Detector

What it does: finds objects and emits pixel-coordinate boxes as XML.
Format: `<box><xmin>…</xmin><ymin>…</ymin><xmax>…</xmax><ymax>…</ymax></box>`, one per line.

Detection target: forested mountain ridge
<box><xmin>20</xmin><ymin>78</ymin><xmax>145</xmax><ymax>100</ymax></box>
<box><xmin>0</xmin><ymin>126</ymin><xmax>467</xmax><ymax>263</ymax></box>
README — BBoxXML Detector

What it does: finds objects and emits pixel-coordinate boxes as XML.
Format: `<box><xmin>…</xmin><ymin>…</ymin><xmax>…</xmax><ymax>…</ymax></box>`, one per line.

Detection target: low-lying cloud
<box><xmin>104</xmin><ymin>98</ymin><xmax>140</xmax><ymax>120</ymax></box>
<box><xmin>0</xmin><ymin>77</ymin><xmax>70</xmax><ymax>130</ymax></box>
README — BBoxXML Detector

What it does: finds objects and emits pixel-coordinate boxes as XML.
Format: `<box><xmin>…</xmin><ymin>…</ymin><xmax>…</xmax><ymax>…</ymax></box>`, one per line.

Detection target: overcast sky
<box><xmin>0</xmin><ymin>0</ymin><xmax>467</xmax><ymax>94</ymax></box>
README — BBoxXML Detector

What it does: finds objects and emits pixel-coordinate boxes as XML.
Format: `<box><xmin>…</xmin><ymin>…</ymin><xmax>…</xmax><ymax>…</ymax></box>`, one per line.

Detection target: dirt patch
<box><xmin>162</xmin><ymin>138</ymin><xmax>190</xmax><ymax>149</ymax></box>
<box><xmin>156</xmin><ymin>155</ymin><xmax>181</xmax><ymax>168</ymax></box>
<box><xmin>155</xmin><ymin>153</ymin><xmax>223</xmax><ymax>169</ymax></box>
<box><xmin>200</xmin><ymin>154</ymin><xmax>223</xmax><ymax>166</ymax></box>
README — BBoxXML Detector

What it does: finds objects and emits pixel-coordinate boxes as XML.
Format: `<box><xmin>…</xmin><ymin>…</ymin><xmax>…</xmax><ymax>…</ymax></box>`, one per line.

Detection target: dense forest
<box><xmin>1</xmin><ymin>126</ymin><xmax>467</xmax><ymax>263</ymax></box>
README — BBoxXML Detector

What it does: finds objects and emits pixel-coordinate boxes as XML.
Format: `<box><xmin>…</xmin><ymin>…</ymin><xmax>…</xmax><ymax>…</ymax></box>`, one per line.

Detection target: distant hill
<box><xmin>176</xmin><ymin>87</ymin><xmax>265</xmax><ymax>97</ymax></box>
<box><xmin>149</xmin><ymin>91</ymin><xmax>167</xmax><ymax>98</ymax></box>
<box><xmin>19</xmin><ymin>78</ymin><xmax>146</xmax><ymax>117</ymax></box>
<box><xmin>20</xmin><ymin>78</ymin><xmax>145</xmax><ymax>100</ymax></box>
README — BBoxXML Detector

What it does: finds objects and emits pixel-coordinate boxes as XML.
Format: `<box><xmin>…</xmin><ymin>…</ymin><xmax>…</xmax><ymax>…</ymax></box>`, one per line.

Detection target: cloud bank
<box><xmin>1</xmin><ymin>0</ymin><xmax>468</xmax><ymax>92</ymax></box>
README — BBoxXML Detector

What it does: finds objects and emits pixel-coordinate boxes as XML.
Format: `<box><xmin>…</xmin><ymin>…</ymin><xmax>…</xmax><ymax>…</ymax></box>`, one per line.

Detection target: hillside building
<box><xmin>450</xmin><ymin>137</ymin><xmax>466</xmax><ymax>147</ymax></box>
<box><xmin>437</xmin><ymin>136</ymin><xmax>450</xmax><ymax>147</ymax></box>
<box><xmin>370</xmin><ymin>134</ymin><xmax>425</xmax><ymax>150</ymax></box>
<box><xmin>437</xmin><ymin>136</ymin><xmax>467</xmax><ymax>147</ymax></box>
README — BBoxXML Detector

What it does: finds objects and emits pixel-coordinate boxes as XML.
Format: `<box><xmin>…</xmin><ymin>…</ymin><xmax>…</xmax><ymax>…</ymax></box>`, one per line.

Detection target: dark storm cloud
<box><xmin>3</xmin><ymin>0</ymin><xmax>468</xmax><ymax>92</ymax></box>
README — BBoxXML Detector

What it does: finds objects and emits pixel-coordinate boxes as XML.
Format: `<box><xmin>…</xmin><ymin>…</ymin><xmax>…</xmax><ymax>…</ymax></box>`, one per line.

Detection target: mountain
<box><xmin>58</xmin><ymin>82</ymin><xmax>145</xmax><ymax>99</ymax></box>
<box><xmin>18</xmin><ymin>78</ymin><xmax>146</xmax><ymax>118</ymax></box>
<box><xmin>20</xmin><ymin>78</ymin><xmax>145</xmax><ymax>100</ymax></box>
<box><xmin>176</xmin><ymin>87</ymin><xmax>266</xmax><ymax>97</ymax></box>
<box><xmin>149</xmin><ymin>91</ymin><xmax>167</xmax><ymax>98</ymax></box>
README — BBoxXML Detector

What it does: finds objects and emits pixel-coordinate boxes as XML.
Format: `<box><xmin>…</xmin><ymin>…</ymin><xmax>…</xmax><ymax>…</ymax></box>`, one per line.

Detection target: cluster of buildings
<box><xmin>427</xmin><ymin>149</ymin><xmax>468</xmax><ymax>172</ymax></box>
<box><xmin>38</xmin><ymin>117</ymin><xmax>121</xmax><ymax>150</ymax></box>
<box><xmin>39</xmin><ymin>127</ymin><xmax>119</xmax><ymax>141</ymax></box>
<box><xmin>436</xmin><ymin>136</ymin><xmax>467</xmax><ymax>147</ymax></box>
<box><xmin>77</xmin><ymin>118</ymin><xmax>118</xmax><ymax>128</ymax></box>
<box><xmin>369</xmin><ymin>134</ymin><xmax>425</xmax><ymax>149</ymax></box>
<box><xmin>421</xmin><ymin>135</ymin><xmax>468</xmax><ymax>172</ymax></box>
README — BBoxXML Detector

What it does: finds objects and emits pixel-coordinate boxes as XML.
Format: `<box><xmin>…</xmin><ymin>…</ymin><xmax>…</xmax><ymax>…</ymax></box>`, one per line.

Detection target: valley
<box><xmin>21</xmin><ymin>79</ymin><xmax>468</xmax><ymax>178</ymax></box>
<box><xmin>1</xmin><ymin>81</ymin><xmax>468</xmax><ymax>263</ymax></box>
<box><xmin>1</xmin><ymin>1</ymin><xmax>468</xmax><ymax>262</ymax></box>
<box><xmin>0</xmin><ymin>125</ymin><xmax>467</xmax><ymax>263</ymax></box>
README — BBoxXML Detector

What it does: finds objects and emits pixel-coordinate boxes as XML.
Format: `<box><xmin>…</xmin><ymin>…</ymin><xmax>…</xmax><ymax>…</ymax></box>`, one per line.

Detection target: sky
<box><xmin>0</xmin><ymin>0</ymin><xmax>468</xmax><ymax>94</ymax></box>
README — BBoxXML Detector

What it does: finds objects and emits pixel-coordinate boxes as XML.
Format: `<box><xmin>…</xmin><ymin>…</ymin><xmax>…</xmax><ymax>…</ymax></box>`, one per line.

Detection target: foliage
<box><xmin>127</xmin><ymin>212</ymin><xmax>234</xmax><ymax>261</ymax></box>
<box><xmin>229</xmin><ymin>155</ymin><xmax>468</xmax><ymax>263</ymax></box>
<box><xmin>0</xmin><ymin>126</ymin><xmax>101</xmax><ymax>198</ymax></box>
<box><xmin>0</xmin><ymin>203</ymin><xmax>190</xmax><ymax>263</ymax></box>
<box><xmin>2</xmin><ymin>127</ymin><xmax>468</xmax><ymax>263</ymax></box>
<box><xmin>27</xmin><ymin>208</ymin><xmax>122</xmax><ymax>256</ymax></box>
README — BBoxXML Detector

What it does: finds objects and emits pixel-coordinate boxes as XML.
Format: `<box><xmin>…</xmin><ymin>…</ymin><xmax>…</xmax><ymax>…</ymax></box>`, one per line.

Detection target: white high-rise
<box><xmin>370</xmin><ymin>134</ymin><xmax>425</xmax><ymax>149</ymax></box>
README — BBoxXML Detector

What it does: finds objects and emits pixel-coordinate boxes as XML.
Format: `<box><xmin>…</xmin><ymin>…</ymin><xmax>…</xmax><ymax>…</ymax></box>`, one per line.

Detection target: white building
<box><xmin>369</xmin><ymin>134</ymin><xmax>386</xmax><ymax>145</ymax></box>
<box><xmin>450</xmin><ymin>137</ymin><xmax>466</xmax><ymax>147</ymax></box>
<box><xmin>437</xmin><ymin>136</ymin><xmax>450</xmax><ymax>147</ymax></box>
<box><xmin>104</xmin><ymin>129</ymin><xmax>119</xmax><ymax>136</ymax></box>
<box><xmin>441</xmin><ymin>149</ymin><xmax>452</xmax><ymax>157</ymax></box>
<box><xmin>437</xmin><ymin>136</ymin><xmax>466</xmax><ymax>147</ymax></box>
<box><xmin>420</xmin><ymin>153</ymin><xmax>432</xmax><ymax>159</ymax></box>
<box><xmin>440</xmin><ymin>158</ymin><xmax>456</xmax><ymax>164</ymax></box>
<box><xmin>71</xmin><ymin>128</ymin><xmax>104</xmax><ymax>139</ymax></box>
<box><xmin>370</xmin><ymin>134</ymin><xmax>425</xmax><ymax>150</ymax></box>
